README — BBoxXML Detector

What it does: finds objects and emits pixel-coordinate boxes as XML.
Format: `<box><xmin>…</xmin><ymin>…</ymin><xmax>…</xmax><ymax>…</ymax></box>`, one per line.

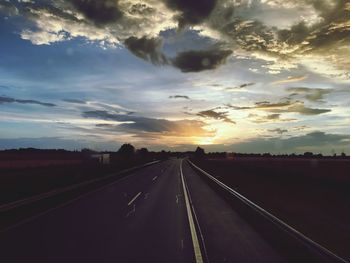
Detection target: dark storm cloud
<box><xmin>67</xmin><ymin>0</ymin><xmax>122</xmax><ymax>25</ymax></box>
<box><xmin>219</xmin><ymin>18</ymin><xmax>274</xmax><ymax>53</ymax></box>
<box><xmin>169</xmin><ymin>95</ymin><xmax>190</xmax><ymax>99</ymax></box>
<box><xmin>83</xmin><ymin>110</ymin><xmax>212</xmax><ymax>136</ymax></box>
<box><xmin>62</xmin><ymin>98</ymin><xmax>87</xmax><ymax>104</ymax></box>
<box><xmin>0</xmin><ymin>0</ymin><xmax>81</xmax><ymax>24</ymax></box>
<box><xmin>278</xmin><ymin>21</ymin><xmax>310</xmax><ymax>46</ymax></box>
<box><xmin>3</xmin><ymin>0</ymin><xmax>349</xmax><ymax>76</ymax></box>
<box><xmin>124</xmin><ymin>36</ymin><xmax>167</xmax><ymax>65</ymax></box>
<box><xmin>276</xmin><ymin>0</ymin><xmax>350</xmax><ymax>52</ymax></box>
<box><xmin>172</xmin><ymin>49</ymin><xmax>232</xmax><ymax>72</ymax></box>
<box><xmin>163</xmin><ymin>0</ymin><xmax>218</xmax><ymax>27</ymax></box>
<box><xmin>127</xmin><ymin>3</ymin><xmax>155</xmax><ymax>16</ymax></box>
<box><xmin>0</xmin><ymin>96</ymin><xmax>56</xmax><ymax>107</ymax></box>
<box><xmin>197</xmin><ymin>109</ymin><xmax>235</xmax><ymax>124</ymax></box>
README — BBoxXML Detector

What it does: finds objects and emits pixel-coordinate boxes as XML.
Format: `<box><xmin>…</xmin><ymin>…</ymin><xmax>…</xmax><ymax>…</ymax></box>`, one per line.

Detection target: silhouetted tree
<box><xmin>118</xmin><ymin>143</ymin><xmax>135</xmax><ymax>159</ymax></box>
<box><xmin>195</xmin><ymin>146</ymin><xmax>205</xmax><ymax>158</ymax></box>
<box><xmin>304</xmin><ymin>152</ymin><xmax>313</xmax><ymax>157</ymax></box>
<box><xmin>137</xmin><ymin>147</ymin><xmax>149</xmax><ymax>154</ymax></box>
<box><xmin>137</xmin><ymin>148</ymin><xmax>149</xmax><ymax>159</ymax></box>
<box><xmin>81</xmin><ymin>148</ymin><xmax>95</xmax><ymax>154</ymax></box>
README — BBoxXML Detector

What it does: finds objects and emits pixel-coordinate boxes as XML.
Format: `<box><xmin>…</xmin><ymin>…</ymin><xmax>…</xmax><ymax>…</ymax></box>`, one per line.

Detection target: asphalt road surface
<box><xmin>0</xmin><ymin>158</ymin><xmax>287</xmax><ymax>263</ymax></box>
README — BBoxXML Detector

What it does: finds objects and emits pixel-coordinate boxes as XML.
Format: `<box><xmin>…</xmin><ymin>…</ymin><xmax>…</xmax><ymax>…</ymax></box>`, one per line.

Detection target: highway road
<box><xmin>0</xmin><ymin>158</ymin><xmax>293</xmax><ymax>262</ymax></box>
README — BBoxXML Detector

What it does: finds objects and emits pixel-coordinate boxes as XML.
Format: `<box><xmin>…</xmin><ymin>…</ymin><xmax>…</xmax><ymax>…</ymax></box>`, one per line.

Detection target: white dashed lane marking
<box><xmin>127</xmin><ymin>192</ymin><xmax>142</xmax><ymax>206</ymax></box>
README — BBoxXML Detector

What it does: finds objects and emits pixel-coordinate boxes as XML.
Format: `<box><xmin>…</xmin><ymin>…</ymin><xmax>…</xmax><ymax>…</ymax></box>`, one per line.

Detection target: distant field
<box><xmin>0</xmin><ymin>159</ymin><xmax>83</xmax><ymax>169</ymax></box>
<box><xmin>192</xmin><ymin>157</ymin><xmax>350</xmax><ymax>261</ymax></box>
<box><xmin>0</xmin><ymin>158</ymin><xmax>154</xmax><ymax>205</ymax></box>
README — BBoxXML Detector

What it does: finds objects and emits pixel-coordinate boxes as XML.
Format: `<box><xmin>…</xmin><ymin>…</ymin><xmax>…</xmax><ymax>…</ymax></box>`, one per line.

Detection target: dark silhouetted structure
<box><xmin>118</xmin><ymin>143</ymin><xmax>135</xmax><ymax>159</ymax></box>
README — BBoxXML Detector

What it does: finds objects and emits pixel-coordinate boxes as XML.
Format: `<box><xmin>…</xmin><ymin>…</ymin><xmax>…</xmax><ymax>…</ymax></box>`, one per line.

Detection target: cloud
<box><xmin>0</xmin><ymin>96</ymin><xmax>56</xmax><ymax>107</ymax></box>
<box><xmin>197</xmin><ymin>109</ymin><xmax>235</xmax><ymax>124</ymax></box>
<box><xmin>169</xmin><ymin>131</ymin><xmax>350</xmax><ymax>154</ymax></box>
<box><xmin>163</xmin><ymin>0</ymin><xmax>218</xmax><ymax>27</ymax></box>
<box><xmin>95</xmin><ymin>123</ymin><xmax>113</xmax><ymax>128</ymax></box>
<box><xmin>272</xmin><ymin>75</ymin><xmax>308</xmax><ymax>85</ymax></box>
<box><xmin>254</xmin><ymin>101</ymin><xmax>293</xmax><ymax>109</ymax></box>
<box><xmin>2</xmin><ymin>0</ymin><xmax>175</xmax><ymax>47</ymax></box>
<box><xmin>226</xmin><ymin>82</ymin><xmax>255</xmax><ymax>90</ymax></box>
<box><xmin>273</xmin><ymin>101</ymin><xmax>331</xmax><ymax>115</ymax></box>
<box><xmin>0</xmin><ymin>1</ymin><xmax>18</xmax><ymax>16</ymax></box>
<box><xmin>255</xmin><ymin>100</ymin><xmax>331</xmax><ymax>115</ymax></box>
<box><xmin>248</xmin><ymin>113</ymin><xmax>296</xmax><ymax>123</ymax></box>
<box><xmin>124</xmin><ymin>36</ymin><xmax>168</xmax><ymax>65</ymax></box>
<box><xmin>225</xmin><ymin>104</ymin><xmax>252</xmax><ymax>110</ymax></box>
<box><xmin>287</xmin><ymin>87</ymin><xmax>333</xmax><ymax>102</ymax></box>
<box><xmin>172</xmin><ymin>49</ymin><xmax>232</xmax><ymax>72</ymax></box>
<box><xmin>293</xmin><ymin>125</ymin><xmax>309</xmax><ymax>131</ymax></box>
<box><xmin>68</xmin><ymin>0</ymin><xmax>123</xmax><ymax>25</ymax></box>
<box><xmin>2</xmin><ymin>0</ymin><xmax>350</xmax><ymax>77</ymax></box>
<box><xmin>229</xmin><ymin>131</ymin><xmax>350</xmax><ymax>154</ymax></box>
<box><xmin>226</xmin><ymin>99</ymin><xmax>331</xmax><ymax>115</ymax></box>
<box><xmin>268</xmin><ymin>128</ymin><xmax>288</xmax><ymax>134</ymax></box>
<box><xmin>62</xmin><ymin>99</ymin><xmax>87</xmax><ymax>104</ymax></box>
<box><xmin>169</xmin><ymin>95</ymin><xmax>190</xmax><ymax>99</ymax></box>
<box><xmin>265</xmin><ymin>113</ymin><xmax>280</xmax><ymax>120</ymax></box>
<box><xmin>83</xmin><ymin>110</ymin><xmax>213</xmax><ymax>137</ymax></box>
<box><xmin>15</xmin><ymin>3</ymin><xmax>120</xmax><ymax>45</ymax></box>
<box><xmin>225</xmin><ymin>101</ymin><xmax>293</xmax><ymax>110</ymax></box>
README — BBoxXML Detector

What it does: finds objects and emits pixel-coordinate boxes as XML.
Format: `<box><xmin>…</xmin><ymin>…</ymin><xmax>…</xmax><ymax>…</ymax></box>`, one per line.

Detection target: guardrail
<box><xmin>187</xmin><ymin>159</ymin><xmax>347</xmax><ymax>263</ymax></box>
<box><xmin>0</xmin><ymin>160</ymin><xmax>161</xmax><ymax>231</ymax></box>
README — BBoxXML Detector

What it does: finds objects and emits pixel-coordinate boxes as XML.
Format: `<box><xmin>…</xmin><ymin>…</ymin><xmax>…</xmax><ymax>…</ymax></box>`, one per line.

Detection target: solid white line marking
<box><xmin>180</xmin><ymin>160</ymin><xmax>204</xmax><ymax>263</ymax></box>
<box><xmin>128</xmin><ymin>192</ymin><xmax>142</xmax><ymax>206</ymax></box>
<box><xmin>152</xmin><ymin>176</ymin><xmax>158</xmax><ymax>181</ymax></box>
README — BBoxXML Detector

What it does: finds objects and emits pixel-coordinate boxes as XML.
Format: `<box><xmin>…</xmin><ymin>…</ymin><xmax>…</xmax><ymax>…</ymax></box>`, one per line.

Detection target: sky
<box><xmin>0</xmin><ymin>0</ymin><xmax>349</xmax><ymax>154</ymax></box>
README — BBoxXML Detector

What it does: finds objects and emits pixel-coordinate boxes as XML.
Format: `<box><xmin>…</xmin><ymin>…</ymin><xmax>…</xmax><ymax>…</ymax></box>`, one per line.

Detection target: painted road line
<box><xmin>127</xmin><ymin>192</ymin><xmax>142</xmax><ymax>206</ymax></box>
<box><xmin>152</xmin><ymin>176</ymin><xmax>158</xmax><ymax>181</ymax></box>
<box><xmin>180</xmin><ymin>160</ymin><xmax>204</xmax><ymax>263</ymax></box>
